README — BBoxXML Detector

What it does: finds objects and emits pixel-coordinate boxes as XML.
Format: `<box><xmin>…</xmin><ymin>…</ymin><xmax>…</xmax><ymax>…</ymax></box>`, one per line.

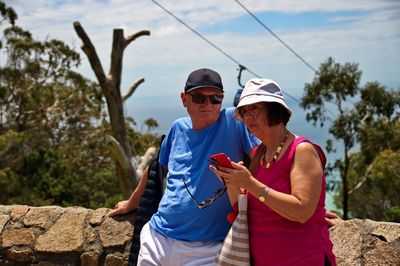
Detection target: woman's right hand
<box><xmin>209</xmin><ymin>162</ymin><xmax>248</xmax><ymax>206</ymax></box>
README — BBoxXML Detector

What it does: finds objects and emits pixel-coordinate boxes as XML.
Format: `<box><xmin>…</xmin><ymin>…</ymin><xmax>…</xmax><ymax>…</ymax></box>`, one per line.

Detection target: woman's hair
<box><xmin>263</xmin><ymin>102</ymin><xmax>290</xmax><ymax>126</ymax></box>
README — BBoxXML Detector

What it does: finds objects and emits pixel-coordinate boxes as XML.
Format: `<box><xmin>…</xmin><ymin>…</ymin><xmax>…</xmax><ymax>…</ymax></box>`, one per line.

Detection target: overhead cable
<box><xmin>234</xmin><ymin>0</ymin><xmax>340</xmax><ymax>118</ymax></box>
<box><xmin>150</xmin><ymin>0</ymin><xmax>260</xmax><ymax>78</ymax></box>
<box><xmin>233</xmin><ymin>0</ymin><xmax>317</xmax><ymax>73</ymax></box>
<box><xmin>150</xmin><ymin>0</ymin><xmax>304</xmax><ymax>104</ymax></box>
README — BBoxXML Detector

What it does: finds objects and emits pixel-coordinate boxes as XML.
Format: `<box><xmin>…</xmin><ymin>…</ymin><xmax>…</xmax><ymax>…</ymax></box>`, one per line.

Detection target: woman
<box><xmin>210</xmin><ymin>78</ymin><xmax>336</xmax><ymax>265</ymax></box>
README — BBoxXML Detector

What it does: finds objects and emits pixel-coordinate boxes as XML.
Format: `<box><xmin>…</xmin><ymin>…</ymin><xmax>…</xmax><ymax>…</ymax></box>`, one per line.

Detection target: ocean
<box><xmin>126</xmin><ymin>93</ymin><xmax>342</xmax><ymax>212</ymax></box>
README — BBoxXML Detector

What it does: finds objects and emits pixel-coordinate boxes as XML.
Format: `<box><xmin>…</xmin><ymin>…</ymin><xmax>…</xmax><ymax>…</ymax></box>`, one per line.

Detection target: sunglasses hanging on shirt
<box><xmin>183</xmin><ymin>176</ymin><xmax>227</xmax><ymax>209</ymax></box>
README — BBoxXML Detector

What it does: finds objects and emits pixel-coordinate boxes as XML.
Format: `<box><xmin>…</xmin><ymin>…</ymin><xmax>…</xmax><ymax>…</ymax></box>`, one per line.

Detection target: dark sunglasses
<box><xmin>183</xmin><ymin>176</ymin><xmax>227</xmax><ymax>209</ymax></box>
<box><xmin>189</xmin><ymin>94</ymin><xmax>224</xmax><ymax>105</ymax></box>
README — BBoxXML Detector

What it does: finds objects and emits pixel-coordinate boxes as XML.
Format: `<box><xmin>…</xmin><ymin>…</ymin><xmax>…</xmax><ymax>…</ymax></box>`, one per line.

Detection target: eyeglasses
<box><xmin>183</xmin><ymin>176</ymin><xmax>227</xmax><ymax>209</ymax></box>
<box><xmin>238</xmin><ymin>103</ymin><xmax>264</xmax><ymax>119</ymax></box>
<box><xmin>189</xmin><ymin>94</ymin><xmax>224</xmax><ymax>105</ymax></box>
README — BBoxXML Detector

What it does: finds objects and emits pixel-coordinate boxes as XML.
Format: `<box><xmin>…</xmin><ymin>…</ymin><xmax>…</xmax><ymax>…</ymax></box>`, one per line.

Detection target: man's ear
<box><xmin>181</xmin><ymin>92</ymin><xmax>187</xmax><ymax>107</ymax></box>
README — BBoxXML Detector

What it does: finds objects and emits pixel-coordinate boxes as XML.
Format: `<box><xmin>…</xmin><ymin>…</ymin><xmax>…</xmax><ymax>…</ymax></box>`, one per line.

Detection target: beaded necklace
<box><xmin>261</xmin><ymin>130</ymin><xmax>290</xmax><ymax>169</ymax></box>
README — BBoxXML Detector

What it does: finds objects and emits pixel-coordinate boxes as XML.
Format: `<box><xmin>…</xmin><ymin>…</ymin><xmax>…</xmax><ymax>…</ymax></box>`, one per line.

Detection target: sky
<box><xmin>3</xmin><ymin>0</ymin><xmax>400</xmax><ymax>134</ymax></box>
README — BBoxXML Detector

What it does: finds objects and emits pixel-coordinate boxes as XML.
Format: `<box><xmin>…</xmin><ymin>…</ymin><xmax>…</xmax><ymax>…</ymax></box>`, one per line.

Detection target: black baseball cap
<box><xmin>184</xmin><ymin>68</ymin><xmax>224</xmax><ymax>93</ymax></box>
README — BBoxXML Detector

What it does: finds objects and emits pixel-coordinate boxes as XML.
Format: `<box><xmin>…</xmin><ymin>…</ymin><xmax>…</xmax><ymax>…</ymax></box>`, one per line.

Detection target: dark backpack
<box><xmin>128</xmin><ymin>135</ymin><xmax>165</xmax><ymax>265</ymax></box>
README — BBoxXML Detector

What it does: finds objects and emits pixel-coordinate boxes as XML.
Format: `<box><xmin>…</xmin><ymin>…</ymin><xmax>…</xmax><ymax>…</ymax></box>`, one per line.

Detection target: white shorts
<box><xmin>137</xmin><ymin>222</ymin><xmax>222</xmax><ymax>266</ymax></box>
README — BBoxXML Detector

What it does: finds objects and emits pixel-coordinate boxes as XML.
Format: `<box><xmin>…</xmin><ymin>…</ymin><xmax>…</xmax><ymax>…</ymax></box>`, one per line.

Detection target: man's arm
<box><xmin>108</xmin><ymin>166</ymin><xmax>150</xmax><ymax>217</ymax></box>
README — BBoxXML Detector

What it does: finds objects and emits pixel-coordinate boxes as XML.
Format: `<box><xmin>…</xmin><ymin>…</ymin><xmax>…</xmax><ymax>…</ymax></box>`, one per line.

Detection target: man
<box><xmin>109</xmin><ymin>68</ymin><xmax>259</xmax><ymax>265</ymax></box>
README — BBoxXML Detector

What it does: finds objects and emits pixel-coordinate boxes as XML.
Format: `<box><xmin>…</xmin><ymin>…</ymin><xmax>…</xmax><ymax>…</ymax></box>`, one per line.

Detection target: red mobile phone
<box><xmin>208</xmin><ymin>153</ymin><xmax>233</xmax><ymax>168</ymax></box>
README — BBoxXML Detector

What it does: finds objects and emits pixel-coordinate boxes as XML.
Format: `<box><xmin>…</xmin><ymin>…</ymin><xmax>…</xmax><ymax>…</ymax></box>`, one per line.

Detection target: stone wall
<box><xmin>0</xmin><ymin>205</ymin><xmax>134</xmax><ymax>265</ymax></box>
<box><xmin>0</xmin><ymin>205</ymin><xmax>399</xmax><ymax>265</ymax></box>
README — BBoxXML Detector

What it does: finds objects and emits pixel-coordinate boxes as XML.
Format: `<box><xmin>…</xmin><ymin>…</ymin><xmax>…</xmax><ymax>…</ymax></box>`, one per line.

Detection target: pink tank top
<box><xmin>248</xmin><ymin>137</ymin><xmax>336</xmax><ymax>265</ymax></box>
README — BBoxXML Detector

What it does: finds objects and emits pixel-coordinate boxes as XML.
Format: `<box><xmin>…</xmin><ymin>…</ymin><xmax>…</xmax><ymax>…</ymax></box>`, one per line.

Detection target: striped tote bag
<box><xmin>214</xmin><ymin>194</ymin><xmax>250</xmax><ymax>266</ymax></box>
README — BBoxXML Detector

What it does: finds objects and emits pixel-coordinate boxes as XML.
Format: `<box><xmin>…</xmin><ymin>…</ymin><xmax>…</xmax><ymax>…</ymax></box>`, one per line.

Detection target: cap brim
<box><xmin>234</xmin><ymin>94</ymin><xmax>292</xmax><ymax>119</ymax></box>
<box><xmin>185</xmin><ymin>85</ymin><xmax>224</xmax><ymax>94</ymax></box>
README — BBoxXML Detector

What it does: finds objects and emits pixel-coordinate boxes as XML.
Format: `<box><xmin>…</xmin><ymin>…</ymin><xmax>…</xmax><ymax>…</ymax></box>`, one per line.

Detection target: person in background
<box><xmin>210</xmin><ymin>78</ymin><xmax>336</xmax><ymax>265</ymax></box>
<box><xmin>110</xmin><ymin>68</ymin><xmax>259</xmax><ymax>265</ymax></box>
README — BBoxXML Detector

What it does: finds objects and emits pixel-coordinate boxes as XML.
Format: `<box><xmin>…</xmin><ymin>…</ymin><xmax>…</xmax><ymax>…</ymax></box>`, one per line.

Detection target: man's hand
<box><xmin>108</xmin><ymin>200</ymin><xmax>136</xmax><ymax>217</ymax></box>
<box><xmin>108</xmin><ymin>166</ymin><xmax>152</xmax><ymax>218</ymax></box>
<box><xmin>325</xmin><ymin>210</ymin><xmax>341</xmax><ymax>227</ymax></box>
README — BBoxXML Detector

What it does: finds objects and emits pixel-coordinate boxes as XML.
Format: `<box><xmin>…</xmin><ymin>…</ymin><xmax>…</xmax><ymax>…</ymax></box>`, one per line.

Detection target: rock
<box><xmin>35</xmin><ymin>208</ymin><xmax>87</xmax><ymax>253</ymax></box>
<box><xmin>98</xmin><ymin>216</ymin><xmax>133</xmax><ymax>248</ymax></box>
<box><xmin>23</xmin><ymin>207</ymin><xmax>52</xmax><ymax>229</ymax></box>
<box><xmin>90</xmin><ymin>208</ymin><xmax>108</xmax><ymax>226</ymax></box>
<box><xmin>330</xmin><ymin>219</ymin><xmax>400</xmax><ymax>266</ymax></box>
<box><xmin>104</xmin><ymin>254</ymin><xmax>127</xmax><ymax>266</ymax></box>
<box><xmin>0</xmin><ymin>205</ymin><xmax>18</xmax><ymax>215</ymax></box>
<box><xmin>0</xmin><ymin>214</ymin><xmax>10</xmax><ymax>234</ymax></box>
<box><xmin>330</xmin><ymin>220</ymin><xmax>363</xmax><ymax>265</ymax></box>
<box><xmin>80</xmin><ymin>251</ymin><xmax>101</xmax><ymax>266</ymax></box>
<box><xmin>10</xmin><ymin>205</ymin><xmax>30</xmax><ymax>221</ymax></box>
<box><xmin>85</xmin><ymin>225</ymin><xmax>97</xmax><ymax>244</ymax></box>
<box><xmin>371</xmin><ymin>222</ymin><xmax>400</xmax><ymax>242</ymax></box>
<box><xmin>1</xmin><ymin>228</ymin><xmax>35</xmax><ymax>247</ymax></box>
<box><xmin>5</xmin><ymin>247</ymin><xmax>32</xmax><ymax>262</ymax></box>
<box><xmin>363</xmin><ymin>238</ymin><xmax>399</xmax><ymax>266</ymax></box>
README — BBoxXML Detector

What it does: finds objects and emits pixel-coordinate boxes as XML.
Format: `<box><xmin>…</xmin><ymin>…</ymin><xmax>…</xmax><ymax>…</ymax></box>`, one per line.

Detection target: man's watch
<box><xmin>258</xmin><ymin>186</ymin><xmax>270</xmax><ymax>202</ymax></box>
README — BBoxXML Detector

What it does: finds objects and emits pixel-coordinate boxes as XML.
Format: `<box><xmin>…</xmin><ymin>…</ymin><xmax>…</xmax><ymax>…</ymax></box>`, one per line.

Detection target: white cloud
<box><xmin>2</xmin><ymin>0</ymin><xmax>399</xmax><ymax>124</ymax></box>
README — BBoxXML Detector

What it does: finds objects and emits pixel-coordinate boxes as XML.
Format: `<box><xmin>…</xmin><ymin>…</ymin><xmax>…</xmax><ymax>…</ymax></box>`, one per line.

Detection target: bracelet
<box><xmin>258</xmin><ymin>186</ymin><xmax>270</xmax><ymax>202</ymax></box>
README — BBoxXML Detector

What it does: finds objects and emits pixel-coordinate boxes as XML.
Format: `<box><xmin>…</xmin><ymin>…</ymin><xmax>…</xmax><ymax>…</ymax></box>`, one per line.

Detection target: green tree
<box><xmin>0</xmin><ymin>0</ymin><xmax>17</xmax><ymax>49</ymax></box>
<box><xmin>144</xmin><ymin>118</ymin><xmax>159</xmax><ymax>132</ymax></box>
<box><xmin>301</xmin><ymin>57</ymin><xmax>400</xmax><ymax>220</ymax></box>
<box><xmin>301</xmin><ymin>57</ymin><xmax>362</xmax><ymax>219</ymax></box>
<box><xmin>345</xmin><ymin>83</ymin><xmax>400</xmax><ymax>221</ymax></box>
<box><xmin>0</xmin><ymin>5</ymin><xmax>159</xmax><ymax>208</ymax></box>
<box><xmin>0</xmin><ymin>25</ymin><xmax>116</xmax><ymax>207</ymax></box>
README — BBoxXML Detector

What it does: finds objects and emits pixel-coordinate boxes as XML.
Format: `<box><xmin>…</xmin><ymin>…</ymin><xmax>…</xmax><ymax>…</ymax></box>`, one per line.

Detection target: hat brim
<box><xmin>234</xmin><ymin>94</ymin><xmax>292</xmax><ymax>119</ymax></box>
<box><xmin>185</xmin><ymin>85</ymin><xmax>224</xmax><ymax>94</ymax></box>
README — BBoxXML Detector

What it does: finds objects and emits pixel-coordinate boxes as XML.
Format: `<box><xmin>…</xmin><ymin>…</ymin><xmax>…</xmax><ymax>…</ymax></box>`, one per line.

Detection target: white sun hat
<box><xmin>234</xmin><ymin>78</ymin><xmax>292</xmax><ymax>119</ymax></box>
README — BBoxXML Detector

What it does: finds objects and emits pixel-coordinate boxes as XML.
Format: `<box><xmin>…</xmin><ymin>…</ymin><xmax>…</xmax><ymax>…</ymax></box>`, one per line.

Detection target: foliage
<box><xmin>0</xmin><ymin>0</ymin><xmax>17</xmax><ymax>49</ymax></box>
<box><xmin>0</xmin><ymin>10</ymin><xmax>159</xmax><ymax>208</ymax></box>
<box><xmin>346</xmin><ymin>82</ymin><xmax>400</xmax><ymax>221</ymax></box>
<box><xmin>301</xmin><ymin>57</ymin><xmax>400</xmax><ymax>221</ymax></box>
<box><xmin>346</xmin><ymin>149</ymin><xmax>400</xmax><ymax>222</ymax></box>
<box><xmin>0</xmin><ymin>1</ymin><xmax>17</xmax><ymax>25</ymax></box>
<box><xmin>144</xmin><ymin>118</ymin><xmax>159</xmax><ymax>132</ymax></box>
<box><xmin>301</xmin><ymin>57</ymin><xmax>362</xmax><ymax>219</ymax></box>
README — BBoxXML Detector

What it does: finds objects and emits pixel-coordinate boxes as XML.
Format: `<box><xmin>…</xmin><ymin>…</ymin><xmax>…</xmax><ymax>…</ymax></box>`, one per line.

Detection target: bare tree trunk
<box><xmin>73</xmin><ymin>21</ymin><xmax>150</xmax><ymax>198</ymax></box>
<box><xmin>342</xmin><ymin>145</ymin><xmax>350</xmax><ymax>219</ymax></box>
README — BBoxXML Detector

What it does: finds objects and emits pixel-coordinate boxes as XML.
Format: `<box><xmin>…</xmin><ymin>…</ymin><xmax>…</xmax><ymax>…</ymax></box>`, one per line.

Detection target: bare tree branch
<box><xmin>124</xmin><ymin>30</ymin><xmax>150</xmax><ymax>48</ymax></box>
<box><xmin>106</xmin><ymin>135</ymin><xmax>132</xmax><ymax>172</ymax></box>
<box><xmin>73</xmin><ymin>21</ymin><xmax>107</xmax><ymax>85</ymax></box>
<box><xmin>135</xmin><ymin>146</ymin><xmax>157</xmax><ymax>178</ymax></box>
<box><xmin>123</xmin><ymin>77</ymin><xmax>145</xmax><ymax>102</ymax></box>
<box><xmin>348</xmin><ymin>159</ymin><xmax>376</xmax><ymax>195</ymax></box>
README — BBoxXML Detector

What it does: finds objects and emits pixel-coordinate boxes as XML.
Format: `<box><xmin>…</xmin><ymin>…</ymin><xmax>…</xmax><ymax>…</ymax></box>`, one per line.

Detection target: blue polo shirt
<box><xmin>149</xmin><ymin>107</ymin><xmax>259</xmax><ymax>242</ymax></box>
